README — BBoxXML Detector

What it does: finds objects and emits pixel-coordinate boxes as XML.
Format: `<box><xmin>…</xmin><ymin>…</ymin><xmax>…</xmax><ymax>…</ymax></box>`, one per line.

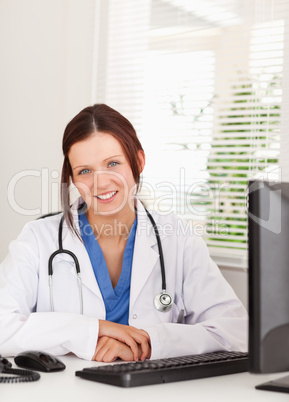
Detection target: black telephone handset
<box><xmin>0</xmin><ymin>355</ymin><xmax>40</xmax><ymax>383</ymax></box>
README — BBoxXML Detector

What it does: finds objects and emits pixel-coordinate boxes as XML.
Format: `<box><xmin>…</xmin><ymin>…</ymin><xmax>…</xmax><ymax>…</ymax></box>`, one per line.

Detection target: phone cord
<box><xmin>0</xmin><ymin>367</ymin><xmax>40</xmax><ymax>383</ymax></box>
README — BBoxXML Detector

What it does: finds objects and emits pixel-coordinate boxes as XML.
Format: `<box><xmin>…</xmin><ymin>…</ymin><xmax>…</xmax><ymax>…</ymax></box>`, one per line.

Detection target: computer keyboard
<box><xmin>75</xmin><ymin>350</ymin><xmax>248</xmax><ymax>388</ymax></box>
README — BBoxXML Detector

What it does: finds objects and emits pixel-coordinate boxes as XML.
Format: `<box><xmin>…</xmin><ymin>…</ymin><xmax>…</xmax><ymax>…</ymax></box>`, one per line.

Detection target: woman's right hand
<box><xmin>98</xmin><ymin>320</ymin><xmax>151</xmax><ymax>361</ymax></box>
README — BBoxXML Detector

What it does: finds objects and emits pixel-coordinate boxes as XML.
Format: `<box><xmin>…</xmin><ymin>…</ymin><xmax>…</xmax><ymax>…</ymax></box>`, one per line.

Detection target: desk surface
<box><xmin>1</xmin><ymin>354</ymin><xmax>289</xmax><ymax>402</ymax></box>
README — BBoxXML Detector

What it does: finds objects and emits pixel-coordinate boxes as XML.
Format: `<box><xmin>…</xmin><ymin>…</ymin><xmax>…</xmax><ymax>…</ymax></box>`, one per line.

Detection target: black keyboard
<box><xmin>75</xmin><ymin>350</ymin><xmax>248</xmax><ymax>388</ymax></box>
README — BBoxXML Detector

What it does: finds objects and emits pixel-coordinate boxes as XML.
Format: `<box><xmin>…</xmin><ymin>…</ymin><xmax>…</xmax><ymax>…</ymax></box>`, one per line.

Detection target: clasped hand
<box><xmin>92</xmin><ymin>320</ymin><xmax>151</xmax><ymax>363</ymax></box>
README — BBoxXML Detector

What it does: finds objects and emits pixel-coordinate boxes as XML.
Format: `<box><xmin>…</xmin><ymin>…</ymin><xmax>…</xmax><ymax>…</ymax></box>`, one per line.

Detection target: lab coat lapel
<box><xmin>129</xmin><ymin>200</ymin><xmax>160</xmax><ymax>310</ymax></box>
<box><xmin>59</xmin><ymin>212</ymin><xmax>103</xmax><ymax>300</ymax></box>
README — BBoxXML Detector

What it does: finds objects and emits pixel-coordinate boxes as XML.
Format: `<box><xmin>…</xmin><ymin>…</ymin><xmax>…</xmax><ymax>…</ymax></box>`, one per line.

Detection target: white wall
<box><xmin>0</xmin><ymin>0</ymin><xmax>97</xmax><ymax>261</ymax></box>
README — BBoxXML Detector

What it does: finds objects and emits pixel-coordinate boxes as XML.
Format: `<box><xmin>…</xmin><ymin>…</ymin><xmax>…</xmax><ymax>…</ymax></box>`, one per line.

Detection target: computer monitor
<box><xmin>248</xmin><ymin>180</ymin><xmax>289</xmax><ymax>393</ymax></box>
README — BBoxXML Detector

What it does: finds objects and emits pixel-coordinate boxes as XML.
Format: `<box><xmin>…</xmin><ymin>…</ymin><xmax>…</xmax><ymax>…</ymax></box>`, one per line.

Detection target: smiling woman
<box><xmin>61</xmin><ymin>104</ymin><xmax>145</xmax><ymax>235</ymax></box>
<box><xmin>0</xmin><ymin>103</ymin><xmax>248</xmax><ymax>363</ymax></box>
<box><xmin>69</xmin><ymin>132</ymin><xmax>144</xmax><ymax>220</ymax></box>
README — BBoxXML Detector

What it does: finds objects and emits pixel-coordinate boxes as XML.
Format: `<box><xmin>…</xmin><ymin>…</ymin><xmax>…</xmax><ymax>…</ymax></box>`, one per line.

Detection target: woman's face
<box><xmin>68</xmin><ymin>132</ymin><xmax>144</xmax><ymax>217</ymax></box>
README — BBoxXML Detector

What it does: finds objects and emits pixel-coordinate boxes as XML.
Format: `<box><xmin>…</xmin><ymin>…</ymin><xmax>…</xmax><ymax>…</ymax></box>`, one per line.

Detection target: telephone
<box><xmin>0</xmin><ymin>355</ymin><xmax>40</xmax><ymax>383</ymax></box>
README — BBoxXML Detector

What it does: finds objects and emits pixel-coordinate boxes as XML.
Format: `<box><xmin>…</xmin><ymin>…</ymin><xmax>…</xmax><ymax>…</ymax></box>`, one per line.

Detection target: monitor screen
<box><xmin>248</xmin><ymin>180</ymin><xmax>289</xmax><ymax>392</ymax></box>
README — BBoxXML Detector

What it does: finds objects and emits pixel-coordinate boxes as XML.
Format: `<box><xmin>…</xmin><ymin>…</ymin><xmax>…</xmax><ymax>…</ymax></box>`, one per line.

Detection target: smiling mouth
<box><xmin>95</xmin><ymin>191</ymin><xmax>117</xmax><ymax>200</ymax></box>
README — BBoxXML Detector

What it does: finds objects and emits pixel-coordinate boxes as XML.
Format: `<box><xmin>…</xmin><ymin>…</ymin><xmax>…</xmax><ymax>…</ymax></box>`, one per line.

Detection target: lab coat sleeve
<box><xmin>144</xmin><ymin>234</ymin><xmax>248</xmax><ymax>360</ymax></box>
<box><xmin>0</xmin><ymin>223</ymin><xmax>98</xmax><ymax>360</ymax></box>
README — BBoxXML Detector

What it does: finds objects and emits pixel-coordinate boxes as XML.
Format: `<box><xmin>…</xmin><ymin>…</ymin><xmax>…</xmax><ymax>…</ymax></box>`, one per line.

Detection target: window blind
<box><xmin>94</xmin><ymin>0</ymin><xmax>288</xmax><ymax>268</ymax></box>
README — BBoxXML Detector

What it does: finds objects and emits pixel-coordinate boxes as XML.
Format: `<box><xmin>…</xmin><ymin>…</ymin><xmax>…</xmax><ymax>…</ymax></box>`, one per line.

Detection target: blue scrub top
<box><xmin>79</xmin><ymin>212</ymin><xmax>137</xmax><ymax>325</ymax></box>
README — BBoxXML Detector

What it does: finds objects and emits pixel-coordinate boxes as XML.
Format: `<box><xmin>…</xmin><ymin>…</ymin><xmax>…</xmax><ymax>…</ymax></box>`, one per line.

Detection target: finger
<box><xmin>99</xmin><ymin>320</ymin><xmax>148</xmax><ymax>342</ymax></box>
<box><xmin>139</xmin><ymin>330</ymin><xmax>151</xmax><ymax>360</ymax></box>
<box><xmin>121</xmin><ymin>335</ymin><xmax>149</xmax><ymax>361</ymax></box>
<box><xmin>101</xmin><ymin>348</ymin><xmax>118</xmax><ymax>363</ymax></box>
<box><xmin>116</xmin><ymin>343</ymin><xmax>134</xmax><ymax>362</ymax></box>
<box><xmin>101</xmin><ymin>340</ymin><xmax>133</xmax><ymax>363</ymax></box>
<box><xmin>139</xmin><ymin>341</ymin><xmax>151</xmax><ymax>361</ymax></box>
<box><xmin>98</xmin><ymin>321</ymin><xmax>145</xmax><ymax>361</ymax></box>
<box><xmin>129</xmin><ymin>328</ymin><xmax>150</xmax><ymax>345</ymax></box>
<box><xmin>94</xmin><ymin>340</ymin><xmax>115</xmax><ymax>362</ymax></box>
<box><xmin>107</xmin><ymin>323</ymin><xmax>140</xmax><ymax>360</ymax></box>
<box><xmin>92</xmin><ymin>336</ymin><xmax>110</xmax><ymax>361</ymax></box>
<box><xmin>97</xmin><ymin>339</ymin><xmax>133</xmax><ymax>363</ymax></box>
<box><xmin>139</xmin><ymin>329</ymin><xmax>150</xmax><ymax>340</ymax></box>
<box><xmin>127</xmin><ymin>329</ymin><xmax>150</xmax><ymax>360</ymax></box>
<box><xmin>120</xmin><ymin>335</ymin><xmax>139</xmax><ymax>361</ymax></box>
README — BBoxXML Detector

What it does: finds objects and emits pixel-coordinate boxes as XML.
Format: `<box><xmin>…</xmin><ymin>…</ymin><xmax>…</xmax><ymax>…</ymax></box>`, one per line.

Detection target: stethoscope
<box><xmin>48</xmin><ymin>210</ymin><xmax>173</xmax><ymax>314</ymax></box>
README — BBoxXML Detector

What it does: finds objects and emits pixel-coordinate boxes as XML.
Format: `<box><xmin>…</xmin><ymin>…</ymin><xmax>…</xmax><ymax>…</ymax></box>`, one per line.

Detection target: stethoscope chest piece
<box><xmin>154</xmin><ymin>291</ymin><xmax>173</xmax><ymax>312</ymax></box>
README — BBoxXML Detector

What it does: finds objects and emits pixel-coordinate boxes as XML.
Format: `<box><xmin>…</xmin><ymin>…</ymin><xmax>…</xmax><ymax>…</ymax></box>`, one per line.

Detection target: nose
<box><xmin>93</xmin><ymin>170</ymin><xmax>113</xmax><ymax>194</ymax></box>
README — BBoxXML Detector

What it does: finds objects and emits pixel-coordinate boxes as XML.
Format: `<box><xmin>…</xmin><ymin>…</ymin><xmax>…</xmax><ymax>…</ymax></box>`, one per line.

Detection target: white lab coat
<box><xmin>0</xmin><ymin>198</ymin><xmax>248</xmax><ymax>360</ymax></box>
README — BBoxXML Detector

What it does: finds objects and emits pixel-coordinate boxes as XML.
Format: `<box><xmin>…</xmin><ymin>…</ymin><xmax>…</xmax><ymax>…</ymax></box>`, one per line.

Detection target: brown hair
<box><xmin>61</xmin><ymin>103</ymin><xmax>144</xmax><ymax>234</ymax></box>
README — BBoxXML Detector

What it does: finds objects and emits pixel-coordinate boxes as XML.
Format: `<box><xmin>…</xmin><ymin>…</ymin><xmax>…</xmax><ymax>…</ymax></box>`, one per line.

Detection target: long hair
<box><xmin>61</xmin><ymin>104</ymin><xmax>144</xmax><ymax>235</ymax></box>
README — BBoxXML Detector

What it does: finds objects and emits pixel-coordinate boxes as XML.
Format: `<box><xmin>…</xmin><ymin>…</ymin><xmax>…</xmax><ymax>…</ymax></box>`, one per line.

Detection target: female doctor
<box><xmin>0</xmin><ymin>104</ymin><xmax>247</xmax><ymax>362</ymax></box>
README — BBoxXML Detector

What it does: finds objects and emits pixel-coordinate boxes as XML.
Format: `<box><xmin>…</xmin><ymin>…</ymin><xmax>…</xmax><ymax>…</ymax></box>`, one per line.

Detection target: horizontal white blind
<box><xmin>95</xmin><ymin>0</ymin><xmax>289</xmax><ymax>268</ymax></box>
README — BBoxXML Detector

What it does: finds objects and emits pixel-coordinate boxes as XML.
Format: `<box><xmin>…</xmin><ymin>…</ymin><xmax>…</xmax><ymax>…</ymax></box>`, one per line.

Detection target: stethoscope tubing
<box><xmin>48</xmin><ymin>210</ymin><xmax>172</xmax><ymax>314</ymax></box>
<box><xmin>48</xmin><ymin>216</ymin><xmax>83</xmax><ymax>314</ymax></box>
<box><xmin>145</xmin><ymin>209</ymin><xmax>166</xmax><ymax>291</ymax></box>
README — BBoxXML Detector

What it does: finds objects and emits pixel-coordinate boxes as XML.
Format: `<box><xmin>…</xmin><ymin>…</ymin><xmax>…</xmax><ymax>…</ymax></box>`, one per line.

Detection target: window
<box><xmin>94</xmin><ymin>0</ymin><xmax>288</xmax><ymax>268</ymax></box>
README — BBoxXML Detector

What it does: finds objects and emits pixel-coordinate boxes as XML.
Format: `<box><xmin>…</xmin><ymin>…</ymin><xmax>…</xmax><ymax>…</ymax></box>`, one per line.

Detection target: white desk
<box><xmin>1</xmin><ymin>354</ymin><xmax>289</xmax><ymax>402</ymax></box>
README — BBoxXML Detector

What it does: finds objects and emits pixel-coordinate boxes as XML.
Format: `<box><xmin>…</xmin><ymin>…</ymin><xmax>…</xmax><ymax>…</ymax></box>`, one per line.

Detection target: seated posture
<box><xmin>0</xmin><ymin>104</ymin><xmax>247</xmax><ymax>362</ymax></box>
